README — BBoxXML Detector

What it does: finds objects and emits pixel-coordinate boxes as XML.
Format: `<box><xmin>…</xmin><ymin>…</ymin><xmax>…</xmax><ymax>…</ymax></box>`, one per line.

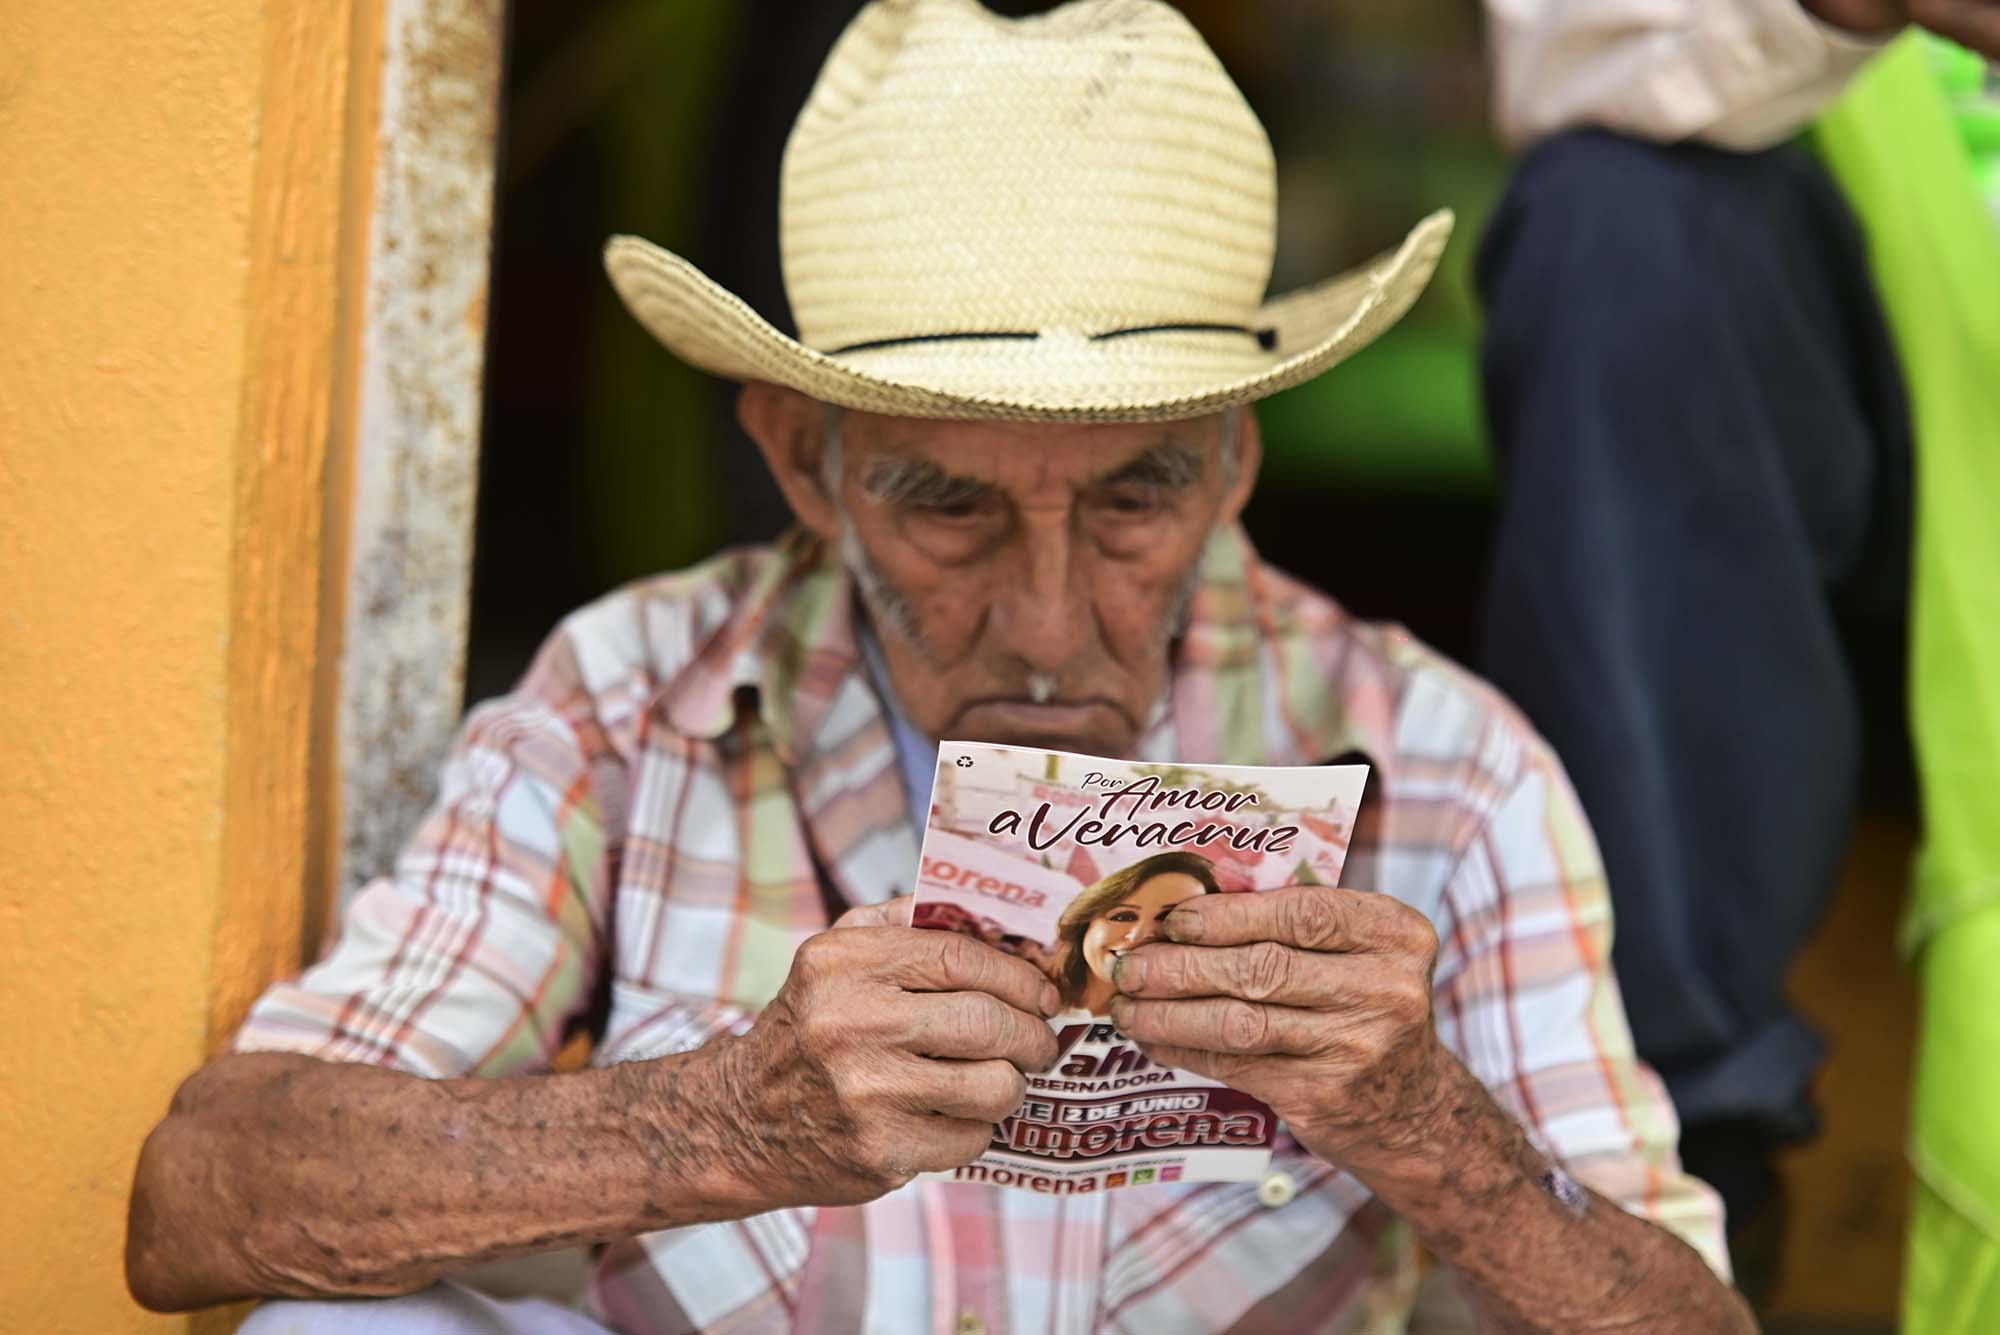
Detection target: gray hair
<box><xmin>820</xmin><ymin>404</ymin><xmax>847</xmax><ymax>497</ymax></box>
<box><xmin>817</xmin><ymin>405</ymin><xmax>925</xmax><ymax>643</ymax></box>
<box><xmin>1216</xmin><ymin>405</ymin><xmax>1243</xmax><ymax>489</ymax></box>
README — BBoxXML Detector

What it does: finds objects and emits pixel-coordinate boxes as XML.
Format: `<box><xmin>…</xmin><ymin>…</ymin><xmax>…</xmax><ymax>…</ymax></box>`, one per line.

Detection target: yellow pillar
<box><xmin>0</xmin><ymin>0</ymin><xmax>373</xmax><ymax>1328</ymax></box>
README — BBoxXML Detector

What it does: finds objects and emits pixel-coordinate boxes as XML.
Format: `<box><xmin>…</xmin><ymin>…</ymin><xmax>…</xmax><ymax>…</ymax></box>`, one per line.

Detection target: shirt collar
<box><xmin>1153</xmin><ymin>522</ymin><xmax>1393</xmax><ymax>770</ymax></box>
<box><xmin>656</xmin><ymin>529</ymin><xmax>858</xmax><ymax>764</ymax></box>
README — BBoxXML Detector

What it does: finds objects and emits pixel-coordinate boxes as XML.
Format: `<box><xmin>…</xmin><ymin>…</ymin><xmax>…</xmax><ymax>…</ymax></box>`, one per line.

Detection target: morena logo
<box><xmin>921</xmin><ymin>855</ymin><xmax>1047</xmax><ymax>908</ymax></box>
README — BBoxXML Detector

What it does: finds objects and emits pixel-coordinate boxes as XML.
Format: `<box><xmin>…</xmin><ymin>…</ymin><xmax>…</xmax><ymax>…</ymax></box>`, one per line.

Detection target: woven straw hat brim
<box><xmin>604</xmin><ymin>208</ymin><xmax>1454</xmax><ymax>424</ymax></box>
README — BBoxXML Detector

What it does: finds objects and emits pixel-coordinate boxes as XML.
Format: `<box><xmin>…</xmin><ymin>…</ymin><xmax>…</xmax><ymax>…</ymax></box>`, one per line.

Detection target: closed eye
<box><xmin>861</xmin><ymin>457</ymin><xmax>996</xmax><ymax>514</ymax></box>
<box><xmin>915</xmin><ymin>496</ymin><xmax>991</xmax><ymax>521</ymax></box>
<box><xmin>1097</xmin><ymin>487</ymin><xmax>1167</xmax><ymax>516</ymax></box>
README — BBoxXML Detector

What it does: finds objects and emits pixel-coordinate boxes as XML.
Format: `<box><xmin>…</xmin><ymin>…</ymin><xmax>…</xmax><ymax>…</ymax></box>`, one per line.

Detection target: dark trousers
<box><xmin>1477</xmin><ymin>131</ymin><xmax>1911</xmax><ymax>1213</ymax></box>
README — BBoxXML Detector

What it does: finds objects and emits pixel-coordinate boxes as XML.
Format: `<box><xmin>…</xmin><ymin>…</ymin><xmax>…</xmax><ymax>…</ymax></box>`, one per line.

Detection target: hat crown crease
<box><xmin>778</xmin><ymin>0</ymin><xmax>1279</xmax><ymax>356</ymax></box>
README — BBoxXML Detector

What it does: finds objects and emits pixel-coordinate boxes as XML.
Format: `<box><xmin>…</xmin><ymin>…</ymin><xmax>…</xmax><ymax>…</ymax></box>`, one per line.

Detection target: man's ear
<box><xmin>739</xmin><ymin>381</ymin><xmax>841</xmax><ymax>540</ymax></box>
<box><xmin>1219</xmin><ymin>407</ymin><xmax>1262</xmax><ymax>525</ymax></box>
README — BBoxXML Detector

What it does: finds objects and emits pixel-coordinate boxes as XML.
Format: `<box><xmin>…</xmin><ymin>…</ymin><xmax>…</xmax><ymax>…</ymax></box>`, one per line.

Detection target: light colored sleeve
<box><xmin>1488</xmin><ymin>0</ymin><xmax>1891</xmax><ymax>152</ymax></box>
<box><xmin>232</xmin><ymin>627</ymin><xmax>616</xmax><ymax>1079</ymax></box>
<box><xmin>1430</xmin><ymin>731</ymin><xmax>1731</xmax><ymax>1277</ymax></box>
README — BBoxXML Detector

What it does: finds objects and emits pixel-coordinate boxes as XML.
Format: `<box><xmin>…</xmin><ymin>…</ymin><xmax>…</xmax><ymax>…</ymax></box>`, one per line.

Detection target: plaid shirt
<box><xmin>236</xmin><ymin>525</ymin><xmax>1726</xmax><ymax>1333</ymax></box>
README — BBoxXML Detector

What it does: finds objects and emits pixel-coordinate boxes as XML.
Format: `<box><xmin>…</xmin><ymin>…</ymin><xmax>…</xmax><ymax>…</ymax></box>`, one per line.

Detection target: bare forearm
<box><xmin>1339</xmin><ymin>1061</ymin><xmax>1754</xmax><ymax>1334</ymax></box>
<box><xmin>127</xmin><ymin>1047</ymin><xmax>759</xmax><ymax>1311</ymax></box>
<box><xmin>128</xmin><ymin>919</ymin><xmax>1063</xmax><ymax>1312</ymax></box>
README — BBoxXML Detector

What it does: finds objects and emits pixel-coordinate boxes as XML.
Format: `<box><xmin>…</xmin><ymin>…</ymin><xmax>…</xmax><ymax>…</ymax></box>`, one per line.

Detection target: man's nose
<box><xmin>990</xmin><ymin>521</ymin><xmax>1092</xmax><ymax>671</ymax></box>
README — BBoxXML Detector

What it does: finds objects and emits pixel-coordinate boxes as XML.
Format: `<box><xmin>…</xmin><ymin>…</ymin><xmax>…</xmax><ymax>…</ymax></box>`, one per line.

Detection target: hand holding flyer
<box><xmin>913</xmin><ymin>742</ymin><xmax>1368</xmax><ymax>1194</ymax></box>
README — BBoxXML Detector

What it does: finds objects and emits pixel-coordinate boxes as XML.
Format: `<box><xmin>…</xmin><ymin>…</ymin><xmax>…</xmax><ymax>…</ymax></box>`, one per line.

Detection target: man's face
<box><xmin>742</xmin><ymin>386</ymin><xmax>1258</xmax><ymax>758</ymax></box>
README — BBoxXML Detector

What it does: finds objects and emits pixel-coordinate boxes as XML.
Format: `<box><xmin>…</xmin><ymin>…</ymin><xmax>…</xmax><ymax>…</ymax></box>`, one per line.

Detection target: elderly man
<box><xmin>127</xmin><ymin>2</ymin><xmax>1750</xmax><ymax>1331</ymax></box>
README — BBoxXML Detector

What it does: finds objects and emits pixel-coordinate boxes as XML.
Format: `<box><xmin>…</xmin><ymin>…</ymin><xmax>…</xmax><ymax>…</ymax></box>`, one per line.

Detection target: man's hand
<box><xmin>1105</xmin><ymin>884</ymin><xmax>1450</xmax><ymax>1169</ymax></box>
<box><xmin>122</xmin><ymin>897</ymin><xmax>1055</xmax><ymax>1311</ymax></box>
<box><xmin>711</xmin><ymin>908</ymin><xmax>1061</xmax><ymax>1208</ymax></box>
<box><xmin>1108</xmin><ymin>886</ymin><xmax>1754</xmax><ymax>1332</ymax></box>
<box><xmin>1803</xmin><ymin>0</ymin><xmax>2000</xmax><ymax>56</ymax></box>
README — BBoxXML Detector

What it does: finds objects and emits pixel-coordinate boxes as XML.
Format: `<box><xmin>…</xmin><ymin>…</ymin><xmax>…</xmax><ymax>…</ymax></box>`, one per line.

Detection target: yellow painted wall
<box><xmin>0</xmin><ymin>0</ymin><xmax>367</xmax><ymax>1328</ymax></box>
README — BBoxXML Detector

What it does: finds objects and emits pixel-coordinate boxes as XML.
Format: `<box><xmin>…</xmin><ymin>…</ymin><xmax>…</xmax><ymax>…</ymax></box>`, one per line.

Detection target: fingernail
<box><xmin>1041</xmin><ymin>983</ymin><xmax>1062</xmax><ymax>1017</ymax></box>
<box><xmin>1164</xmin><ymin>910</ymin><xmax>1203</xmax><ymax>942</ymax></box>
<box><xmin>1109</xmin><ymin>995</ymin><xmax>1132</xmax><ymax>1027</ymax></box>
<box><xmin>1113</xmin><ymin>954</ymin><xmax>1146</xmax><ymax>991</ymax></box>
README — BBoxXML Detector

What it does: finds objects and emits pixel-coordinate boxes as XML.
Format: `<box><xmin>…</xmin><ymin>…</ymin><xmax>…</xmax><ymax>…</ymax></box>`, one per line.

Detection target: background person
<box><xmin>1810</xmin><ymin>34</ymin><xmax>2000</xmax><ymax>1335</ymax></box>
<box><xmin>1475</xmin><ymin>0</ymin><xmax>1997</xmax><ymax>1292</ymax></box>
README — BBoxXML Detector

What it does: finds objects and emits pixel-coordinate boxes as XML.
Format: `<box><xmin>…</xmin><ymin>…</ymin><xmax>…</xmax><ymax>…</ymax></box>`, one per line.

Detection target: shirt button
<box><xmin>955</xmin><ymin>1312</ymin><xmax>987</xmax><ymax>1335</ymax></box>
<box><xmin>1257</xmin><ymin>1170</ymin><xmax>1297</xmax><ymax>1208</ymax></box>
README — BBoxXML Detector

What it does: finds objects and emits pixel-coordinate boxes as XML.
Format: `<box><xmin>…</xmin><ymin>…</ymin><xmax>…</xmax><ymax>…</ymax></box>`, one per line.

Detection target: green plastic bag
<box><xmin>1813</xmin><ymin>36</ymin><xmax>2000</xmax><ymax>1334</ymax></box>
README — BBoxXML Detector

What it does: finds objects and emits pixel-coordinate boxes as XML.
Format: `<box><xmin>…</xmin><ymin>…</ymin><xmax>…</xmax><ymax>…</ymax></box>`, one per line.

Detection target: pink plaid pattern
<box><xmin>236</xmin><ymin>526</ymin><xmax>1725</xmax><ymax>1332</ymax></box>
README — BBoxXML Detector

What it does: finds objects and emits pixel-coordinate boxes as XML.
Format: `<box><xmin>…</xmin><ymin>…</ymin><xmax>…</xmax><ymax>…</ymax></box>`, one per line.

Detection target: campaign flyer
<box><xmin>912</xmin><ymin>742</ymin><xmax>1369</xmax><ymax>1195</ymax></box>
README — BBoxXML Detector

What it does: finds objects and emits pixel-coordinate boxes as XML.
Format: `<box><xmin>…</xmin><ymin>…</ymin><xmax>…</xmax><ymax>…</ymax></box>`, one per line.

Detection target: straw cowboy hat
<box><xmin>604</xmin><ymin>0</ymin><xmax>1454</xmax><ymax>423</ymax></box>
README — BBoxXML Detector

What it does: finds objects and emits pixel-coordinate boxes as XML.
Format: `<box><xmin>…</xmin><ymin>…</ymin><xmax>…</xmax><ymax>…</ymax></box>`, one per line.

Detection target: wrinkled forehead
<box><xmin>837</xmin><ymin>407</ymin><xmax>1228</xmax><ymax>497</ymax></box>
